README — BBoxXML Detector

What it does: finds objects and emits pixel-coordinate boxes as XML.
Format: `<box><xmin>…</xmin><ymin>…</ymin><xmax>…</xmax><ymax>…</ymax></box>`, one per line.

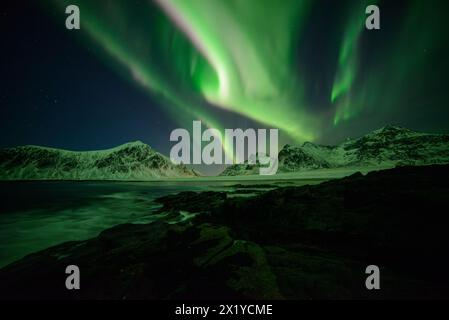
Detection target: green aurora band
<box><xmin>330</xmin><ymin>0</ymin><xmax>447</xmax><ymax>128</ymax></box>
<box><xmin>331</xmin><ymin>0</ymin><xmax>376</xmax><ymax>125</ymax></box>
<box><xmin>49</xmin><ymin>0</ymin><xmax>449</xmax><ymax>149</ymax></box>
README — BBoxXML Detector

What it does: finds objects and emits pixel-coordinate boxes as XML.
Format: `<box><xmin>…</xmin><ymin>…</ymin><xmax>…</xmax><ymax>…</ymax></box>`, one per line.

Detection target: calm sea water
<box><xmin>0</xmin><ymin>179</ymin><xmax>323</xmax><ymax>267</ymax></box>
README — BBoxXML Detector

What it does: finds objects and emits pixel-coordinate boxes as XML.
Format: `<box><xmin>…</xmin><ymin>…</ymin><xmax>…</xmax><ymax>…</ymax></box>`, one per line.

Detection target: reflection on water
<box><xmin>0</xmin><ymin>179</ymin><xmax>324</xmax><ymax>267</ymax></box>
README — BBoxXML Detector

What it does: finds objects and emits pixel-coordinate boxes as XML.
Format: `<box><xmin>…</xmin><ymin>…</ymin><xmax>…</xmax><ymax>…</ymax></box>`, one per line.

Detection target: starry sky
<box><xmin>1</xmin><ymin>0</ymin><xmax>449</xmax><ymax>174</ymax></box>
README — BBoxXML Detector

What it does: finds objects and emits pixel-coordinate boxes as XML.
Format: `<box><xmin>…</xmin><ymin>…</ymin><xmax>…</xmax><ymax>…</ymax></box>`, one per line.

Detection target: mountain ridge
<box><xmin>221</xmin><ymin>125</ymin><xmax>449</xmax><ymax>175</ymax></box>
<box><xmin>0</xmin><ymin>141</ymin><xmax>199</xmax><ymax>180</ymax></box>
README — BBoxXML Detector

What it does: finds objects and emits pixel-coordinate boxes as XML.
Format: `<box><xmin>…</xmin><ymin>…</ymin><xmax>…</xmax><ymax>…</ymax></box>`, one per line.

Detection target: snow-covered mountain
<box><xmin>217</xmin><ymin>154</ymin><xmax>269</xmax><ymax>176</ymax></box>
<box><xmin>220</xmin><ymin>125</ymin><xmax>449</xmax><ymax>175</ymax></box>
<box><xmin>0</xmin><ymin>141</ymin><xmax>199</xmax><ymax>180</ymax></box>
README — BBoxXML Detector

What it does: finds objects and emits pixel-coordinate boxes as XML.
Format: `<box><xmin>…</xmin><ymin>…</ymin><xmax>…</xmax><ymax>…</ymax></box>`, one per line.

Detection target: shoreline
<box><xmin>0</xmin><ymin>165</ymin><xmax>393</xmax><ymax>183</ymax></box>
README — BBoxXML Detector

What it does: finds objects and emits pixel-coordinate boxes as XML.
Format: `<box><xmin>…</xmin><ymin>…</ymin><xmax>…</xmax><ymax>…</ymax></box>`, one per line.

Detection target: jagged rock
<box><xmin>0</xmin><ymin>222</ymin><xmax>281</xmax><ymax>299</ymax></box>
<box><xmin>2</xmin><ymin>165</ymin><xmax>449</xmax><ymax>299</ymax></box>
<box><xmin>205</xmin><ymin>164</ymin><xmax>449</xmax><ymax>297</ymax></box>
<box><xmin>155</xmin><ymin>191</ymin><xmax>227</xmax><ymax>214</ymax></box>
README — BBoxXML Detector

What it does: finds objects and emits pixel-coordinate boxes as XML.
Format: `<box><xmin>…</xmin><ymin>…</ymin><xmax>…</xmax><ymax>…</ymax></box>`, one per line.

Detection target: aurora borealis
<box><xmin>1</xmin><ymin>0</ymin><xmax>449</xmax><ymax>172</ymax></box>
<box><xmin>49</xmin><ymin>0</ymin><xmax>319</xmax><ymax>144</ymax></box>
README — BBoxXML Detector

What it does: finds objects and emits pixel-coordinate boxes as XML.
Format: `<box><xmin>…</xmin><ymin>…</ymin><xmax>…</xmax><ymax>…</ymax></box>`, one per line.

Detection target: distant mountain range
<box><xmin>2</xmin><ymin>126</ymin><xmax>448</xmax><ymax>180</ymax></box>
<box><xmin>0</xmin><ymin>141</ymin><xmax>199</xmax><ymax>180</ymax></box>
<box><xmin>220</xmin><ymin>125</ymin><xmax>449</xmax><ymax>176</ymax></box>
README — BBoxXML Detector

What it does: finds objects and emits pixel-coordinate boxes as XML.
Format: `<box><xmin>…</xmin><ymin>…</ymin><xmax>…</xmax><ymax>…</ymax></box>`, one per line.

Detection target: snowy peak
<box><xmin>278</xmin><ymin>143</ymin><xmax>330</xmax><ymax>171</ymax></box>
<box><xmin>281</xmin><ymin>126</ymin><xmax>449</xmax><ymax>171</ymax></box>
<box><xmin>354</xmin><ymin>125</ymin><xmax>420</xmax><ymax>143</ymax></box>
<box><xmin>111</xmin><ymin>140</ymin><xmax>148</xmax><ymax>150</ymax></box>
<box><xmin>221</xmin><ymin>126</ymin><xmax>449</xmax><ymax>175</ymax></box>
<box><xmin>374</xmin><ymin>124</ymin><xmax>412</xmax><ymax>134</ymax></box>
<box><xmin>0</xmin><ymin>142</ymin><xmax>198</xmax><ymax>180</ymax></box>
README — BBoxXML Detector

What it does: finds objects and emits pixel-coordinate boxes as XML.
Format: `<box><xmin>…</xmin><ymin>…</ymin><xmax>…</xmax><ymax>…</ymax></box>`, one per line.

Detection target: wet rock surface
<box><xmin>0</xmin><ymin>222</ymin><xmax>280</xmax><ymax>299</ymax></box>
<box><xmin>1</xmin><ymin>165</ymin><xmax>449</xmax><ymax>299</ymax></box>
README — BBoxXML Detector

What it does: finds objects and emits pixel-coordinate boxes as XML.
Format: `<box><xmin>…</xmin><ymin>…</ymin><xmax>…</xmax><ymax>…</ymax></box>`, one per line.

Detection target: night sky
<box><xmin>1</xmin><ymin>0</ymin><xmax>449</xmax><ymax>172</ymax></box>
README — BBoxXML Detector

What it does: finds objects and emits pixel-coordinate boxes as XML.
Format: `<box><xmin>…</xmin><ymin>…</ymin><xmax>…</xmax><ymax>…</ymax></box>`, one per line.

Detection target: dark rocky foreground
<box><xmin>1</xmin><ymin>165</ymin><xmax>449</xmax><ymax>299</ymax></box>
